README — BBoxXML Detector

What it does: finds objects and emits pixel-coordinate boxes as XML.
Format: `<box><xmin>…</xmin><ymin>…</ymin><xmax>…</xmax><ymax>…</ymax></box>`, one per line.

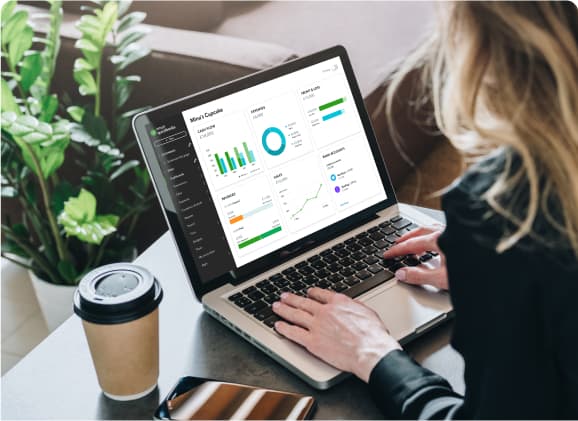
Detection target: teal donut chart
<box><xmin>262</xmin><ymin>127</ymin><xmax>286</xmax><ymax>156</ymax></box>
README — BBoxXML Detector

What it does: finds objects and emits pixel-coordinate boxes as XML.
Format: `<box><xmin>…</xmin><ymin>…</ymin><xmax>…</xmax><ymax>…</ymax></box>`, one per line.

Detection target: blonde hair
<box><xmin>385</xmin><ymin>2</ymin><xmax>578</xmax><ymax>257</ymax></box>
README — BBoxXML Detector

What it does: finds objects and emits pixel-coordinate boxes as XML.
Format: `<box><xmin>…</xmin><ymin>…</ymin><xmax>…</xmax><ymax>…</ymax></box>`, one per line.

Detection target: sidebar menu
<box><xmin>148</xmin><ymin>114</ymin><xmax>235</xmax><ymax>283</ymax></box>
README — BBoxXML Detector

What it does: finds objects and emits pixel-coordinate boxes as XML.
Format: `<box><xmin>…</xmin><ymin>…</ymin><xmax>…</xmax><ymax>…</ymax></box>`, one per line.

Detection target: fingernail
<box><xmin>395</xmin><ymin>269</ymin><xmax>406</xmax><ymax>281</ymax></box>
<box><xmin>280</xmin><ymin>292</ymin><xmax>288</xmax><ymax>299</ymax></box>
<box><xmin>272</xmin><ymin>301</ymin><xmax>280</xmax><ymax>308</ymax></box>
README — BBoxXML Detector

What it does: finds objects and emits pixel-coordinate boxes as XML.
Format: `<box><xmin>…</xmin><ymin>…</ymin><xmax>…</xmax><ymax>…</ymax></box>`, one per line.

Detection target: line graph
<box><xmin>273</xmin><ymin>155</ymin><xmax>334</xmax><ymax>232</ymax></box>
<box><xmin>291</xmin><ymin>184</ymin><xmax>323</xmax><ymax>220</ymax></box>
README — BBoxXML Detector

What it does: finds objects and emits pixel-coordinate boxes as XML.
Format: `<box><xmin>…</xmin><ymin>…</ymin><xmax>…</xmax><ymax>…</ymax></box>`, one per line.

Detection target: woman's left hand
<box><xmin>272</xmin><ymin>287</ymin><xmax>401</xmax><ymax>383</ymax></box>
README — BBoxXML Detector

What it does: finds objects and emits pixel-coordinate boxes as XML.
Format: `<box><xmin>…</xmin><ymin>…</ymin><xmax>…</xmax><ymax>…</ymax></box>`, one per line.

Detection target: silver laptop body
<box><xmin>133</xmin><ymin>46</ymin><xmax>453</xmax><ymax>390</ymax></box>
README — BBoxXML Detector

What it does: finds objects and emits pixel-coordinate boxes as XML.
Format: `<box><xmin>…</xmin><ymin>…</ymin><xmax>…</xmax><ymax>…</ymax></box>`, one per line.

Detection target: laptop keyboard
<box><xmin>227</xmin><ymin>215</ymin><xmax>439</xmax><ymax>330</ymax></box>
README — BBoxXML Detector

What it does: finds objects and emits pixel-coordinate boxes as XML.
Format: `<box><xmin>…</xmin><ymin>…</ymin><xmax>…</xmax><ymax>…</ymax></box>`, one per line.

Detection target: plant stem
<box><xmin>19</xmin><ymin>141</ymin><xmax>67</xmax><ymax>262</ymax></box>
<box><xmin>111</xmin><ymin>31</ymin><xmax>117</xmax><ymax>142</ymax></box>
<box><xmin>2</xmin><ymin>226</ymin><xmax>60</xmax><ymax>283</ymax></box>
<box><xmin>92</xmin><ymin>236</ymin><xmax>111</xmax><ymax>268</ymax></box>
<box><xmin>42</xmin><ymin>0</ymin><xmax>62</xmax><ymax>96</ymax></box>
<box><xmin>2</xmin><ymin>137</ymin><xmax>58</xmax><ymax>265</ymax></box>
<box><xmin>94</xmin><ymin>57</ymin><xmax>102</xmax><ymax>117</ymax></box>
<box><xmin>20</xmin><ymin>196</ymin><xmax>57</xmax><ymax>263</ymax></box>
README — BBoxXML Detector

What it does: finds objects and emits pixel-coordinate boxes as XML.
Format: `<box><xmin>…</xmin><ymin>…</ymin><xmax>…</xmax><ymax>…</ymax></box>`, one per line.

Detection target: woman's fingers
<box><xmin>274</xmin><ymin>321</ymin><xmax>310</xmax><ymax>347</ymax></box>
<box><xmin>383</xmin><ymin>233</ymin><xmax>439</xmax><ymax>258</ymax></box>
<box><xmin>273</xmin><ymin>301</ymin><xmax>313</xmax><ymax>328</ymax></box>
<box><xmin>279</xmin><ymin>292</ymin><xmax>322</xmax><ymax>315</ymax></box>
<box><xmin>307</xmin><ymin>287</ymin><xmax>336</xmax><ymax>304</ymax></box>
<box><xmin>395</xmin><ymin>266</ymin><xmax>449</xmax><ymax>290</ymax></box>
<box><xmin>395</xmin><ymin>226</ymin><xmax>435</xmax><ymax>244</ymax></box>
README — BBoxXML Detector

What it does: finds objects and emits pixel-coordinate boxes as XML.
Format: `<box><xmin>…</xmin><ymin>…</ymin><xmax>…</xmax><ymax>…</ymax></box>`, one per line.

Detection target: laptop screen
<box><xmin>134</xmin><ymin>48</ymin><xmax>394</xmax><ymax>295</ymax></box>
<box><xmin>182</xmin><ymin>56</ymin><xmax>386</xmax><ymax>270</ymax></box>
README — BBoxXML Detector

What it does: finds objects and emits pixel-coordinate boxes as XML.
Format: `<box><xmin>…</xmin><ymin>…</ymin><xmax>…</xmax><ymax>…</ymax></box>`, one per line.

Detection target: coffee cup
<box><xmin>73</xmin><ymin>263</ymin><xmax>163</xmax><ymax>401</ymax></box>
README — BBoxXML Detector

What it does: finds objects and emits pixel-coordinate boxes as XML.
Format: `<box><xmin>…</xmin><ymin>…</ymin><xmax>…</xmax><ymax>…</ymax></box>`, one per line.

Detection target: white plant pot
<box><xmin>29</xmin><ymin>270</ymin><xmax>76</xmax><ymax>332</ymax></box>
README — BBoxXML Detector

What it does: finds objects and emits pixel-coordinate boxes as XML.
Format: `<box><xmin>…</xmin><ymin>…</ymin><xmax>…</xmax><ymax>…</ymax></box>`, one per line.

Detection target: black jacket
<box><xmin>369</xmin><ymin>155</ymin><xmax>578</xmax><ymax>419</ymax></box>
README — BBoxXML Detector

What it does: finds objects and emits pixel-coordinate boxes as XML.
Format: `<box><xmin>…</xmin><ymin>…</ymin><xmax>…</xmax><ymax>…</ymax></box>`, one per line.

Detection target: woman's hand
<box><xmin>383</xmin><ymin>225</ymin><xmax>449</xmax><ymax>290</ymax></box>
<box><xmin>272</xmin><ymin>288</ymin><xmax>401</xmax><ymax>383</ymax></box>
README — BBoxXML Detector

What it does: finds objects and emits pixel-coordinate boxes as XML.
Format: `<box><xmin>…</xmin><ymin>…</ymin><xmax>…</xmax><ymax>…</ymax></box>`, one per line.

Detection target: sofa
<box><xmin>15</xmin><ymin>1</ymin><xmax>462</xmax><ymax>252</ymax></box>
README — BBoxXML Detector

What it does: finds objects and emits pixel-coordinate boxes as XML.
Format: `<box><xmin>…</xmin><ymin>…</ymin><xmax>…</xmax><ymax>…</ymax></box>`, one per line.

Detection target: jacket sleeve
<box><xmin>369</xmin><ymin>350</ymin><xmax>463</xmax><ymax>419</ymax></box>
<box><xmin>555</xmin><ymin>276</ymin><xmax>578</xmax><ymax>417</ymax></box>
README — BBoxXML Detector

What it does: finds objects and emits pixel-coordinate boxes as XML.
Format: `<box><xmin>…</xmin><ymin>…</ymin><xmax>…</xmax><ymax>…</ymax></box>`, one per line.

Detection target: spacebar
<box><xmin>343</xmin><ymin>270</ymin><xmax>395</xmax><ymax>298</ymax></box>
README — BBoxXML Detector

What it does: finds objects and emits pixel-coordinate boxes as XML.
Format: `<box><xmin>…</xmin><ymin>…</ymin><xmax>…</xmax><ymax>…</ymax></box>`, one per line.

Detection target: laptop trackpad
<box><xmin>363</xmin><ymin>282</ymin><xmax>451</xmax><ymax>340</ymax></box>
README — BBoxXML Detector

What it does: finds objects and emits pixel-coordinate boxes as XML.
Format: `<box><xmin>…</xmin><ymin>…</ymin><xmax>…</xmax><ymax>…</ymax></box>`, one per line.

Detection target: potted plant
<box><xmin>1</xmin><ymin>0</ymin><xmax>154</xmax><ymax>330</ymax></box>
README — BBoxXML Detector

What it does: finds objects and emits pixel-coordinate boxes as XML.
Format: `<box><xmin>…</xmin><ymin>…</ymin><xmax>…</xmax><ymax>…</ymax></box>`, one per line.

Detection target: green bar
<box><xmin>238</xmin><ymin>226</ymin><xmax>282</xmax><ymax>249</ymax></box>
<box><xmin>214</xmin><ymin>153</ymin><xmax>224</xmax><ymax>174</ymax></box>
<box><xmin>234</xmin><ymin>147</ymin><xmax>243</xmax><ymax>167</ymax></box>
<box><xmin>243</xmin><ymin>142</ymin><xmax>253</xmax><ymax>163</ymax></box>
<box><xmin>319</xmin><ymin>97</ymin><xmax>345</xmax><ymax>111</ymax></box>
<box><xmin>225</xmin><ymin>151</ymin><xmax>234</xmax><ymax>171</ymax></box>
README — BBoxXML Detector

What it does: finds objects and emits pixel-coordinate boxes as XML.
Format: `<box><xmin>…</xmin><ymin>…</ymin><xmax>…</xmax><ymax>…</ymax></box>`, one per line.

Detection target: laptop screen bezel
<box><xmin>133</xmin><ymin>45</ymin><xmax>398</xmax><ymax>300</ymax></box>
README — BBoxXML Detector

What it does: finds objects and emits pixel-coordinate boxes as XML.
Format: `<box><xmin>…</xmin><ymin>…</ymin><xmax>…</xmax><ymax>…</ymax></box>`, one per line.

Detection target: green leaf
<box><xmin>117</xmin><ymin>26</ymin><xmax>149</xmax><ymax>52</ymax></box>
<box><xmin>51</xmin><ymin>180</ymin><xmax>75</xmax><ymax>215</ymax></box>
<box><xmin>67</xmin><ymin>106</ymin><xmax>85</xmax><ymax>123</ymax></box>
<box><xmin>80</xmin><ymin>5</ymin><xmax>97</xmax><ymax>13</ymax></box>
<box><xmin>70</xmin><ymin>123</ymin><xmax>100</xmax><ymax>146</ymax></box>
<box><xmin>117</xmin><ymin>11</ymin><xmax>145</xmax><ymax>33</ymax></box>
<box><xmin>100</xmin><ymin>2</ymin><xmax>118</xmax><ymax>36</ymax></box>
<box><xmin>36</xmin><ymin>0</ymin><xmax>62</xmax><ymax>100</ymax></box>
<box><xmin>3</xmin><ymin>114</ymin><xmax>51</xmax><ymax>140</ymax></box>
<box><xmin>73</xmin><ymin>57</ymin><xmax>94</xmax><ymax>71</ymax></box>
<box><xmin>73</xmin><ymin>69</ymin><xmax>97</xmax><ymax>96</ymax></box>
<box><xmin>1</xmin><ymin>72</ymin><xmax>21</xmax><ymax>81</ymax></box>
<box><xmin>8</xmin><ymin>26</ymin><xmax>33</xmax><ymax>67</ymax></box>
<box><xmin>116</xmin><ymin>1</ymin><xmax>133</xmax><ymax>18</ymax></box>
<box><xmin>1</xmin><ymin>110</ymin><xmax>17</xmax><ymax>126</ymax></box>
<box><xmin>61</xmin><ymin>188</ymin><xmax>96</xmax><ymax>223</ymax></box>
<box><xmin>114</xmin><ymin>74</ymin><xmax>140</xmax><ymax>108</ymax></box>
<box><xmin>58</xmin><ymin>189</ymin><xmax>119</xmax><ymax>245</ymax></box>
<box><xmin>12</xmin><ymin>223</ymin><xmax>30</xmax><ymax>239</ymax></box>
<box><xmin>114</xmin><ymin>44</ymin><xmax>150</xmax><ymax>71</ymax></box>
<box><xmin>1</xmin><ymin>185</ymin><xmax>17</xmax><ymax>197</ymax></box>
<box><xmin>1</xmin><ymin>1</ymin><xmax>16</xmax><ymax>25</ymax></box>
<box><xmin>115</xmin><ymin>106</ymin><xmax>149</xmax><ymax>142</ymax></box>
<box><xmin>110</xmin><ymin>159</ymin><xmax>139</xmax><ymax>180</ymax></box>
<box><xmin>1</xmin><ymin>78</ymin><xmax>20</xmax><ymax>115</ymax></box>
<box><xmin>20</xmin><ymin>52</ymin><xmax>43</xmax><ymax>93</ymax></box>
<box><xmin>2</xmin><ymin>9</ymin><xmax>28</xmax><ymax>46</ymax></box>
<box><xmin>1</xmin><ymin>239</ymin><xmax>28</xmax><ymax>259</ymax></box>
<box><xmin>39</xmin><ymin>94</ymin><xmax>58</xmax><ymax>122</ymax></box>
<box><xmin>76</xmin><ymin>14</ymin><xmax>101</xmax><ymax>37</ymax></box>
<box><xmin>115</xmin><ymin>117</ymin><xmax>131</xmax><ymax>143</ymax></box>
<box><xmin>2</xmin><ymin>113</ymin><xmax>70</xmax><ymax>179</ymax></box>
<box><xmin>57</xmin><ymin>260</ymin><xmax>78</xmax><ymax>282</ymax></box>
<box><xmin>82</xmin><ymin>111</ymin><xmax>109</xmax><ymax>143</ymax></box>
<box><xmin>74</xmin><ymin>38</ymin><xmax>98</xmax><ymax>53</ymax></box>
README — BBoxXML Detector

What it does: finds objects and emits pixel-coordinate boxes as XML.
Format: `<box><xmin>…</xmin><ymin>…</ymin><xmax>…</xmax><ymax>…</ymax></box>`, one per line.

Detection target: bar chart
<box><xmin>300</xmin><ymin>77</ymin><xmax>361</xmax><ymax>148</ymax></box>
<box><xmin>218</xmin><ymin>175</ymin><xmax>285</xmax><ymax>256</ymax></box>
<box><xmin>319</xmin><ymin>97</ymin><xmax>345</xmax><ymax>122</ymax></box>
<box><xmin>189</xmin><ymin>112</ymin><xmax>263</xmax><ymax>191</ymax></box>
<box><xmin>214</xmin><ymin>142</ymin><xmax>256</xmax><ymax>174</ymax></box>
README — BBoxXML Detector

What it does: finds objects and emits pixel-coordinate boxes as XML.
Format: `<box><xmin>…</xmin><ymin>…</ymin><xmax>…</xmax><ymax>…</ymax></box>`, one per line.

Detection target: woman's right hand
<box><xmin>383</xmin><ymin>225</ymin><xmax>449</xmax><ymax>290</ymax></box>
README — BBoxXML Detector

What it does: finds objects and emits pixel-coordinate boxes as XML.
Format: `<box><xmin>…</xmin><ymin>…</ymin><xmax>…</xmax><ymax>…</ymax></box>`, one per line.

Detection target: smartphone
<box><xmin>154</xmin><ymin>377</ymin><xmax>317</xmax><ymax>420</ymax></box>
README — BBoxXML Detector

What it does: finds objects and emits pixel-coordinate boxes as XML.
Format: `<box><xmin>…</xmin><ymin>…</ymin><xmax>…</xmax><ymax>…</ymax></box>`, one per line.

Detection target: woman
<box><xmin>272</xmin><ymin>2</ymin><xmax>578</xmax><ymax>419</ymax></box>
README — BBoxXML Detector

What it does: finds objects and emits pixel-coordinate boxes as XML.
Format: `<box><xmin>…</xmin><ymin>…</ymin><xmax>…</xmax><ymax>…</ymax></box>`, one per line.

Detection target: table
<box><xmin>1</xmin><ymin>207</ymin><xmax>464</xmax><ymax>420</ymax></box>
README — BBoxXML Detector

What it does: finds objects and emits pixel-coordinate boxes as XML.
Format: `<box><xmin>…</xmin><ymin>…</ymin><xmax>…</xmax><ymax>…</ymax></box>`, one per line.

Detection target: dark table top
<box><xmin>1</xmin><ymin>206</ymin><xmax>464</xmax><ymax>420</ymax></box>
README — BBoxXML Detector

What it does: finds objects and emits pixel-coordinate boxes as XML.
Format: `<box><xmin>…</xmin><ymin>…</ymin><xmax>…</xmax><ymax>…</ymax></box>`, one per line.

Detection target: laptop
<box><xmin>133</xmin><ymin>46</ymin><xmax>453</xmax><ymax>390</ymax></box>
